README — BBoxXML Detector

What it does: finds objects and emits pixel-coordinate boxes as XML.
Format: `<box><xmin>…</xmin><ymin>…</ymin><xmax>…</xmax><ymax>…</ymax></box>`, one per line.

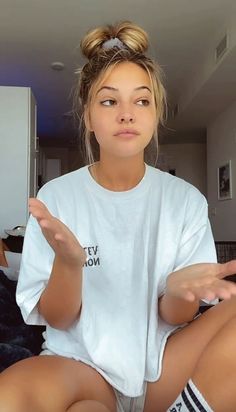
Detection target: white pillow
<box><xmin>5</xmin><ymin>251</ymin><xmax>22</xmax><ymax>271</ymax></box>
<box><xmin>0</xmin><ymin>251</ymin><xmax>22</xmax><ymax>281</ymax></box>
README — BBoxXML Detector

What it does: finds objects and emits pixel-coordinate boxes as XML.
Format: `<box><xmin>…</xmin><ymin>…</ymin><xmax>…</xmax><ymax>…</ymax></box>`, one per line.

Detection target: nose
<box><xmin>118</xmin><ymin>111</ymin><xmax>135</xmax><ymax>124</ymax></box>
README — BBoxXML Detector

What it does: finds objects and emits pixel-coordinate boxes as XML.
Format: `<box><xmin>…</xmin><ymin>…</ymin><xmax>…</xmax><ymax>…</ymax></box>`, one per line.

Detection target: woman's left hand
<box><xmin>166</xmin><ymin>260</ymin><xmax>236</xmax><ymax>302</ymax></box>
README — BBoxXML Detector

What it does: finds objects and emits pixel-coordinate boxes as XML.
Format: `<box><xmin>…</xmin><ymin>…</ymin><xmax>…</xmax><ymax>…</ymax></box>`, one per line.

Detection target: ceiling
<box><xmin>0</xmin><ymin>0</ymin><xmax>236</xmax><ymax>146</ymax></box>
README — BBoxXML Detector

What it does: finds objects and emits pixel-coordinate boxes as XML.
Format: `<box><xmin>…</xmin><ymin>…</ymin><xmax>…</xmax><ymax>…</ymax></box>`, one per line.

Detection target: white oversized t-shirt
<box><xmin>16</xmin><ymin>165</ymin><xmax>217</xmax><ymax>396</ymax></box>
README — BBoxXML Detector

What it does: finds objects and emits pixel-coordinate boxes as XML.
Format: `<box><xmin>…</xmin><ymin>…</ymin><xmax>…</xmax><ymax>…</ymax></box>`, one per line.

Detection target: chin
<box><xmin>113</xmin><ymin>143</ymin><xmax>147</xmax><ymax>156</ymax></box>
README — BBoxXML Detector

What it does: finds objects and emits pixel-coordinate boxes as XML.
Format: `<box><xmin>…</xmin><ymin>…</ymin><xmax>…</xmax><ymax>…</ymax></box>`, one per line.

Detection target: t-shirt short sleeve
<box><xmin>174</xmin><ymin>191</ymin><xmax>217</xmax><ymax>270</ymax></box>
<box><xmin>16</xmin><ymin>189</ymin><xmax>56</xmax><ymax>326</ymax></box>
<box><xmin>158</xmin><ymin>188</ymin><xmax>217</xmax><ymax>298</ymax></box>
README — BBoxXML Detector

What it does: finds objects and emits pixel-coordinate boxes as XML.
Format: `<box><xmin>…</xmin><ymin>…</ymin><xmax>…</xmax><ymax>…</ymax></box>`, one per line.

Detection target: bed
<box><xmin>0</xmin><ymin>269</ymin><xmax>45</xmax><ymax>372</ymax></box>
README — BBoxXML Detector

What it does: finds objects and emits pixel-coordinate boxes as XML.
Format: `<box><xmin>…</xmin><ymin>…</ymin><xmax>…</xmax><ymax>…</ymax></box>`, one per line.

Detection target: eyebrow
<box><xmin>96</xmin><ymin>86</ymin><xmax>152</xmax><ymax>94</ymax></box>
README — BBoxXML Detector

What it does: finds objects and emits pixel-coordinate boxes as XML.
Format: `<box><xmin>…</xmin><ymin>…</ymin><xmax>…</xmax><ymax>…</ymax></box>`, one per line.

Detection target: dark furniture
<box><xmin>0</xmin><ymin>270</ymin><xmax>45</xmax><ymax>372</ymax></box>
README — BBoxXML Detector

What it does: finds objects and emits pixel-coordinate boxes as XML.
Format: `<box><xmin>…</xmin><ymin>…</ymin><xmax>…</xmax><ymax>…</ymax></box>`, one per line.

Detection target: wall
<box><xmin>0</xmin><ymin>86</ymin><xmax>37</xmax><ymax>237</ymax></box>
<box><xmin>38</xmin><ymin>145</ymin><xmax>85</xmax><ymax>187</ymax></box>
<box><xmin>39</xmin><ymin>142</ymin><xmax>206</xmax><ymax>196</ymax></box>
<box><xmin>39</xmin><ymin>147</ymin><xmax>69</xmax><ymax>181</ymax></box>
<box><xmin>207</xmin><ymin>99</ymin><xmax>236</xmax><ymax>241</ymax></box>
<box><xmin>158</xmin><ymin>143</ymin><xmax>207</xmax><ymax>196</ymax></box>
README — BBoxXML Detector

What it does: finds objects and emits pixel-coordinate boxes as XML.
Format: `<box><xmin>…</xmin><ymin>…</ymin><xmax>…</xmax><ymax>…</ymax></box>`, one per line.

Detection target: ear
<box><xmin>84</xmin><ymin>106</ymin><xmax>93</xmax><ymax>132</ymax></box>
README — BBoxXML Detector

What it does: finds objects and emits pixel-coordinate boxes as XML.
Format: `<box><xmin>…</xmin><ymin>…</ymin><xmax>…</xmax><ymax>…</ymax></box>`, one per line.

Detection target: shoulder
<box><xmin>41</xmin><ymin>166</ymin><xmax>87</xmax><ymax>191</ymax></box>
<box><xmin>35</xmin><ymin>166</ymin><xmax>90</xmax><ymax>216</ymax></box>
<box><xmin>37</xmin><ymin>166</ymin><xmax>88</xmax><ymax>200</ymax></box>
<box><xmin>147</xmin><ymin>165</ymin><xmax>206</xmax><ymax>207</ymax></box>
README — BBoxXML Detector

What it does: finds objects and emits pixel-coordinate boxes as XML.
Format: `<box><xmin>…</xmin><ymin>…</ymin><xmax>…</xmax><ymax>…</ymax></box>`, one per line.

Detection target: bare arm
<box><xmin>158</xmin><ymin>294</ymin><xmax>199</xmax><ymax>325</ymax></box>
<box><xmin>38</xmin><ymin>255</ymin><xmax>84</xmax><ymax>330</ymax></box>
<box><xmin>29</xmin><ymin>198</ymin><xmax>87</xmax><ymax>330</ymax></box>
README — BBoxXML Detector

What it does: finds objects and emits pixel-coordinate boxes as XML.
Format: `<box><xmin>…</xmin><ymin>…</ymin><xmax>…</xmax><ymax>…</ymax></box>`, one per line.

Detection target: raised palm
<box><xmin>29</xmin><ymin>198</ymin><xmax>86</xmax><ymax>267</ymax></box>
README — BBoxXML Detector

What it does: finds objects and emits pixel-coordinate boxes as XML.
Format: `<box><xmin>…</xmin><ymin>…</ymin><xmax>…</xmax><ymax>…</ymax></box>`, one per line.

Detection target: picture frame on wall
<box><xmin>217</xmin><ymin>160</ymin><xmax>232</xmax><ymax>200</ymax></box>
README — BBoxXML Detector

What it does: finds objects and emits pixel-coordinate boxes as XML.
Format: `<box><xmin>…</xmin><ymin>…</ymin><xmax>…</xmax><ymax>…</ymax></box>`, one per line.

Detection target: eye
<box><xmin>101</xmin><ymin>99</ymin><xmax>117</xmax><ymax>106</ymax></box>
<box><xmin>136</xmin><ymin>99</ymin><xmax>150</xmax><ymax>106</ymax></box>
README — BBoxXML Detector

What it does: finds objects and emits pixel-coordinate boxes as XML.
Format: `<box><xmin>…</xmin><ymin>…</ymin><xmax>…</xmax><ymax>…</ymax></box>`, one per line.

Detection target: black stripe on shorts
<box><xmin>181</xmin><ymin>389</ymin><xmax>196</xmax><ymax>411</ymax></box>
<box><xmin>186</xmin><ymin>383</ymin><xmax>208</xmax><ymax>412</ymax></box>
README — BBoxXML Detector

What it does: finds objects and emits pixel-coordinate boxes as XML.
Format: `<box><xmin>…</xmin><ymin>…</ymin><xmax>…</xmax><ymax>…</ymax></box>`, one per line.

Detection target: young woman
<box><xmin>1</xmin><ymin>21</ymin><xmax>236</xmax><ymax>412</ymax></box>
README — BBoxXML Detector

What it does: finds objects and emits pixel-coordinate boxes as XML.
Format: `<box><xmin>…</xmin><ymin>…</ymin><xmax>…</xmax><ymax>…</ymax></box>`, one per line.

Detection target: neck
<box><xmin>90</xmin><ymin>155</ymin><xmax>146</xmax><ymax>191</ymax></box>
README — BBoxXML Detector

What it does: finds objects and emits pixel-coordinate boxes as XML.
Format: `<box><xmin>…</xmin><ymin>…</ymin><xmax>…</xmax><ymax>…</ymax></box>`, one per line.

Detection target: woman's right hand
<box><xmin>29</xmin><ymin>198</ymin><xmax>87</xmax><ymax>267</ymax></box>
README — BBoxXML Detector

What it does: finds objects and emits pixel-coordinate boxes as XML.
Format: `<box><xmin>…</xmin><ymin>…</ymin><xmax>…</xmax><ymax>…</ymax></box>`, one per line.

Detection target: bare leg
<box><xmin>192</xmin><ymin>317</ymin><xmax>236</xmax><ymax>412</ymax></box>
<box><xmin>0</xmin><ymin>356</ymin><xmax>116</xmax><ymax>412</ymax></box>
<box><xmin>67</xmin><ymin>400</ymin><xmax>112</xmax><ymax>411</ymax></box>
<box><xmin>144</xmin><ymin>297</ymin><xmax>236</xmax><ymax>412</ymax></box>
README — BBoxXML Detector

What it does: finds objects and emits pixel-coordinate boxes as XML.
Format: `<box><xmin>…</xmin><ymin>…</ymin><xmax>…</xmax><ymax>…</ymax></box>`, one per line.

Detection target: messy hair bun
<box><xmin>80</xmin><ymin>21</ymin><xmax>149</xmax><ymax>59</ymax></box>
<box><xmin>74</xmin><ymin>20</ymin><xmax>166</xmax><ymax>165</ymax></box>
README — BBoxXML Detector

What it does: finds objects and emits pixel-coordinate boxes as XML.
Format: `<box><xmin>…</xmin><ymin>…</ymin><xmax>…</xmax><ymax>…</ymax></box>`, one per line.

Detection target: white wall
<box><xmin>0</xmin><ymin>86</ymin><xmax>37</xmax><ymax>238</ymax></box>
<box><xmin>207</xmin><ymin>99</ymin><xmax>236</xmax><ymax>241</ymax></box>
<box><xmin>159</xmin><ymin>143</ymin><xmax>207</xmax><ymax>196</ymax></box>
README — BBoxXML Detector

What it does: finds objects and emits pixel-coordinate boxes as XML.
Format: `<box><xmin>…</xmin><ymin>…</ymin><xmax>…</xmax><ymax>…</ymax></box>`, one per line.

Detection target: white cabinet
<box><xmin>0</xmin><ymin>86</ymin><xmax>37</xmax><ymax>237</ymax></box>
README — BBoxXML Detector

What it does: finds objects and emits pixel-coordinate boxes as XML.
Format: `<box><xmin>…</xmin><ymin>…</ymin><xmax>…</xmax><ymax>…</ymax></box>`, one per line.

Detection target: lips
<box><xmin>114</xmin><ymin>129</ymin><xmax>140</xmax><ymax>136</ymax></box>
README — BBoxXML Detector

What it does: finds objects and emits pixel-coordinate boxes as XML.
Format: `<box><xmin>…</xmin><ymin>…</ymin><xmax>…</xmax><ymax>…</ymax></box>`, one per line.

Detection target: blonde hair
<box><xmin>74</xmin><ymin>21</ymin><xmax>167</xmax><ymax>165</ymax></box>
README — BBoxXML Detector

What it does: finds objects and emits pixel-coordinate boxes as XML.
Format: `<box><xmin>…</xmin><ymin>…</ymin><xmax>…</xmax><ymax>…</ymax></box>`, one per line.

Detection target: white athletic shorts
<box><xmin>114</xmin><ymin>385</ymin><xmax>147</xmax><ymax>412</ymax></box>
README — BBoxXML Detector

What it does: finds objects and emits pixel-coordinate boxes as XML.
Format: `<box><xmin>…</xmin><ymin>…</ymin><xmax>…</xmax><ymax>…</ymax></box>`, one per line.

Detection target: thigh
<box><xmin>144</xmin><ymin>297</ymin><xmax>236</xmax><ymax>412</ymax></box>
<box><xmin>0</xmin><ymin>355</ymin><xmax>116</xmax><ymax>412</ymax></box>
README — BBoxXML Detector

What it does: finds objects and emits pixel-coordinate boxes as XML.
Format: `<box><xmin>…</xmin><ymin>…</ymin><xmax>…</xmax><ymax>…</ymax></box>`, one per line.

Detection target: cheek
<box><xmin>144</xmin><ymin>113</ymin><xmax>157</xmax><ymax>135</ymax></box>
<box><xmin>93</xmin><ymin>119</ymin><xmax>108</xmax><ymax>135</ymax></box>
<box><xmin>90</xmin><ymin>117</ymin><xmax>111</xmax><ymax>144</ymax></box>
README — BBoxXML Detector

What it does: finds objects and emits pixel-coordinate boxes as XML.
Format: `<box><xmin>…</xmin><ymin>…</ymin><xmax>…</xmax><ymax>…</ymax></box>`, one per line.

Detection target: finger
<box><xmin>197</xmin><ymin>280</ymin><xmax>236</xmax><ymax>301</ymax></box>
<box><xmin>190</xmin><ymin>286</ymin><xmax>217</xmax><ymax>302</ymax></box>
<box><xmin>40</xmin><ymin>219</ymin><xmax>52</xmax><ymax>230</ymax></box>
<box><xmin>54</xmin><ymin>233</ymin><xmax>65</xmax><ymax>242</ymax></box>
<box><xmin>29</xmin><ymin>203</ymin><xmax>52</xmax><ymax>222</ymax></box>
<box><xmin>29</xmin><ymin>208</ymin><xmax>49</xmax><ymax>223</ymax></box>
<box><xmin>185</xmin><ymin>279</ymin><xmax>218</xmax><ymax>301</ymax></box>
<box><xmin>217</xmin><ymin>260</ymin><xmax>236</xmax><ymax>279</ymax></box>
<box><xmin>29</xmin><ymin>198</ymin><xmax>46</xmax><ymax>209</ymax></box>
<box><xmin>178</xmin><ymin>288</ymin><xmax>197</xmax><ymax>302</ymax></box>
<box><xmin>216</xmin><ymin>280</ymin><xmax>236</xmax><ymax>300</ymax></box>
<box><xmin>218</xmin><ymin>289</ymin><xmax>233</xmax><ymax>300</ymax></box>
<box><xmin>29</xmin><ymin>198</ymin><xmax>51</xmax><ymax>214</ymax></box>
<box><xmin>200</xmin><ymin>290</ymin><xmax>216</xmax><ymax>301</ymax></box>
<box><xmin>40</xmin><ymin>219</ymin><xmax>67</xmax><ymax>244</ymax></box>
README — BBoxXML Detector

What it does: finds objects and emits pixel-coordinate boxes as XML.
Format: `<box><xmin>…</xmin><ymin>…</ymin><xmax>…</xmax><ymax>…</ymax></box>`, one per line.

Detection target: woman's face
<box><xmin>85</xmin><ymin>62</ymin><xmax>157</xmax><ymax>161</ymax></box>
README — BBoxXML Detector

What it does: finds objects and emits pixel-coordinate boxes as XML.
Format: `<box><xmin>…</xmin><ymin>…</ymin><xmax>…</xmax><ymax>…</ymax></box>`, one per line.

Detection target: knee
<box><xmin>217</xmin><ymin>295</ymin><xmax>236</xmax><ymax>314</ymax></box>
<box><xmin>208</xmin><ymin>315</ymin><xmax>236</xmax><ymax>359</ymax></box>
<box><xmin>73</xmin><ymin>400</ymin><xmax>113</xmax><ymax>412</ymax></box>
<box><xmin>221</xmin><ymin>315</ymin><xmax>236</xmax><ymax>345</ymax></box>
<box><xmin>0</xmin><ymin>365</ymin><xmax>39</xmax><ymax>412</ymax></box>
<box><xmin>0</xmin><ymin>384</ymin><xmax>31</xmax><ymax>412</ymax></box>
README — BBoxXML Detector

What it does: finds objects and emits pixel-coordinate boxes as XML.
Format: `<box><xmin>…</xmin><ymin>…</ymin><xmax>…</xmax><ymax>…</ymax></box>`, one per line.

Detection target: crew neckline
<box><xmin>84</xmin><ymin>163</ymin><xmax>151</xmax><ymax>199</ymax></box>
